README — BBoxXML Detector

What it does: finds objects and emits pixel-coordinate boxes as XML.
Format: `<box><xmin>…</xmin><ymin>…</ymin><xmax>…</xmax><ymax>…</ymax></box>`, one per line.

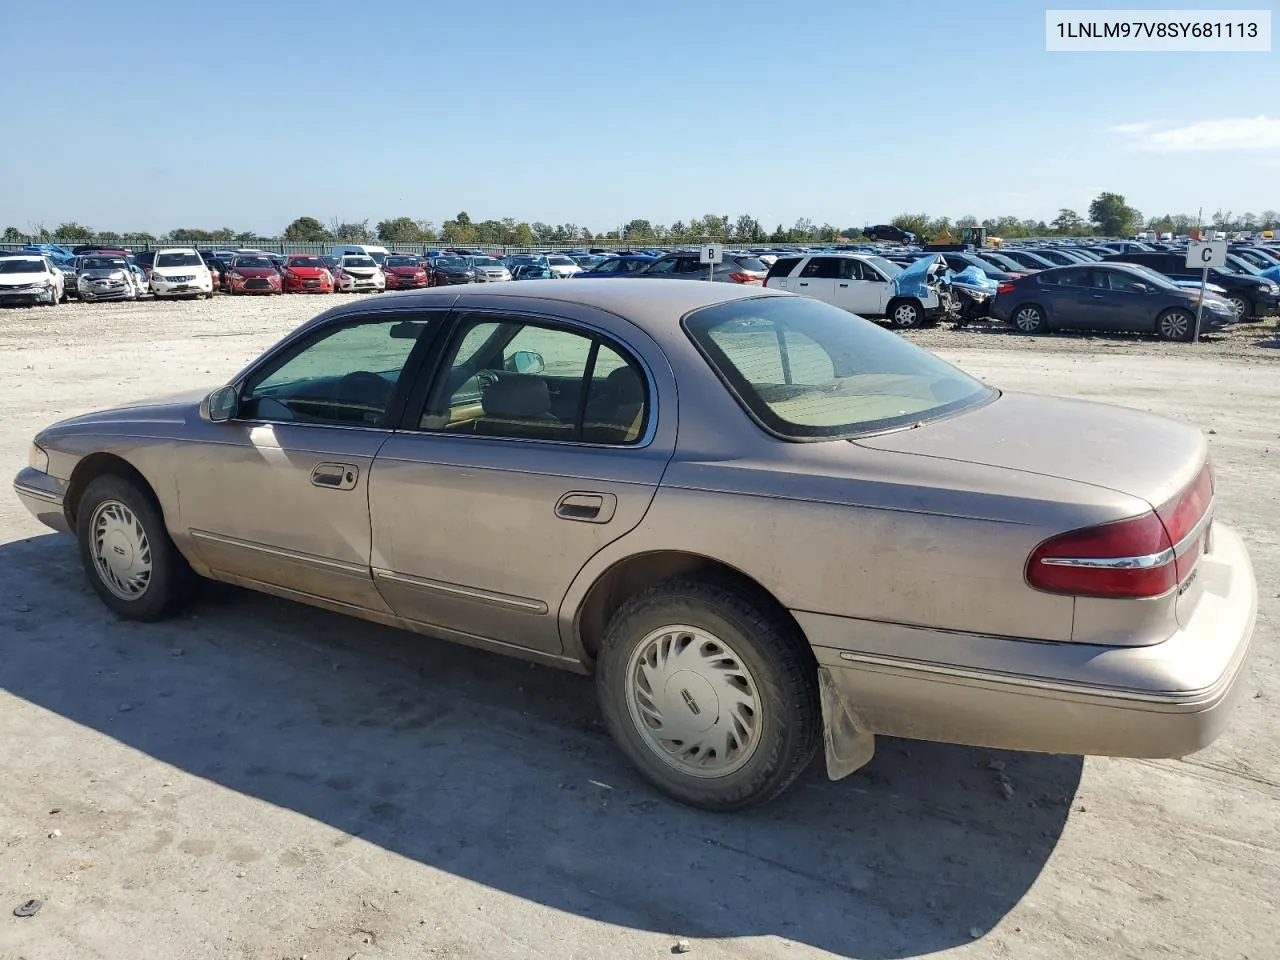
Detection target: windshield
<box><xmin>545</xmin><ymin>255</ymin><xmax>575</xmax><ymax>266</ymax></box>
<box><xmin>342</xmin><ymin>256</ymin><xmax>377</xmax><ymax>268</ymax></box>
<box><xmin>82</xmin><ymin>257</ymin><xmax>127</xmax><ymax>270</ymax></box>
<box><xmin>288</xmin><ymin>256</ymin><xmax>327</xmax><ymax>269</ymax></box>
<box><xmin>234</xmin><ymin>257</ymin><xmax>273</xmax><ymax>269</ymax></box>
<box><xmin>435</xmin><ymin>257</ymin><xmax>468</xmax><ymax>269</ymax></box>
<box><xmin>864</xmin><ymin>255</ymin><xmax>903</xmax><ymax>278</ymax></box>
<box><xmin>0</xmin><ymin>258</ymin><xmax>44</xmax><ymax>274</ymax></box>
<box><xmin>470</xmin><ymin>257</ymin><xmax>502</xmax><ymax>267</ymax></box>
<box><xmin>684</xmin><ymin>296</ymin><xmax>993</xmax><ymax>440</ymax></box>
<box><xmin>1226</xmin><ymin>255</ymin><xmax>1262</xmax><ymax>276</ymax></box>
<box><xmin>156</xmin><ymin>252</ymin><xmax>202</xmax><ymax>268</ymax></box>
<box><xmin>385</xmin><ymin>256</ymin><xmax>421</xmax><ymax>268</ymax></box>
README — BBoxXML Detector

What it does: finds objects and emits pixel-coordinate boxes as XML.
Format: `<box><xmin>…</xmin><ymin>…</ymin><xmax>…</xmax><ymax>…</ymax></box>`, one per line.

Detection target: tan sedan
<box><xmin>14</xmin><ymin>280</ymin><xmax>1257</xmax><ymax>810</ymax></box>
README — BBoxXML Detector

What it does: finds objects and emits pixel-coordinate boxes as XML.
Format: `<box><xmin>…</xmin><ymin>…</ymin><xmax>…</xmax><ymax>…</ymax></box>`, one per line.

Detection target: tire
<box><xmin>1156</xmin><ymin>308</ymin><xmax>1195</xmax><ymax>342</ymax></box>
<box><xmin>887</xmin><ymin>298</ymin><xmax>924</xmax><ymax>329</ymax></box>
<box><xmin>1011</xmin><ymin>303</ymin><xmax>1047</xmax><ymax>334</ymax></box>
<box><xmin>75</xmin><ymin>474</ymin><xmax>196</xmax><ymax>621</ymax></box>
<box><xmin>595</xmin><ymin>576</ymin><xmax>821</xmax><ymax>812</ymax></box>
<box><xmin>1227</xmin><ymin>296</ymin><xmax>1252</xmax><ymax>321</ymax></box>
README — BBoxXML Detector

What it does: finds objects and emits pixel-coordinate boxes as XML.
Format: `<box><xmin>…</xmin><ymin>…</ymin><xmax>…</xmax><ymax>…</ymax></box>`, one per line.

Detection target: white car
<box><xmin>149</xmin><ymin>248</ymin><xmax>214</xmax><ymax>299</ymax></box>
<box><xmin>764</xmin><ymin>252</ymin><xmax>945</xmax><ymax>328</ymax></box>
<box><xmin>0</xmin><ymin>254</ymin><xmax>64</xmax><ymax>307</ymax></box>
<box><xmin>335</xmin><ymin>255</ymin><xmax>386</xmax><ymax>293</ymax></box>
<box><xmin>468</xmin><ymin>257</ymin><xmax>512</xmax><ymax>282</ymax></box>
<box><xmin>542</xmin><ymin>254</ymin><xmax>583</xmax><ymax>279</ymax></box>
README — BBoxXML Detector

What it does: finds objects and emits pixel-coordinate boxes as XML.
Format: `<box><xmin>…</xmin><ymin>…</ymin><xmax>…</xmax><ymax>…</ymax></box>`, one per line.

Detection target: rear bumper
<box><xmin>802</xmin><ymin>522</ymin><xmax>1256</xmax><ymax>774</ymax></box>
<box><xmin>13</xmin><ymin>467</ymin><xmax>70</xmax><ymax>533</ymax></box>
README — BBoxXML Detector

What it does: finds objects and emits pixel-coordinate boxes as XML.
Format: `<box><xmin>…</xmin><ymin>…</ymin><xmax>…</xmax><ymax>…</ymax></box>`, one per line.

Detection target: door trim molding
<box><xmin>372</xmin><ymin>567</ymin><xmax>548</xmax><ymax>615</ymax></box>
<box><xmin>188</xmin><ymin>529</ymin><xmax>370</xmax><ymax>578</ymax></box>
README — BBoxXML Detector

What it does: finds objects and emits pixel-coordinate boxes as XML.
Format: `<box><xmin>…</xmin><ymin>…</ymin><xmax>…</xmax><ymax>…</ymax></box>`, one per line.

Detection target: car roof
<box><xmin>308</xmin><ymin>277</ymin><xmax>786</xmax><ymax>331</ymax></box>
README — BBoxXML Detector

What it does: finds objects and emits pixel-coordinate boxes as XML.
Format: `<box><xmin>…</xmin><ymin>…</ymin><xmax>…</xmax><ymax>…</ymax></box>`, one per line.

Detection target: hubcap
<box><xmin>1229</xmin><ymin>297</ymin><xmax>1247</xmax><ymax>318</ymax></box>
<box><xmin>1162</xmin><ymin>313</ymin><xmax>1190</xmax><ymax>339</ymax></box>
<box><xmin>893</xmin><ymin>304</ymin><xmax>917</xmax><ymax>326</ymax></box>
<box><xmin>1015</xmin><ymin>308</ymin><xmax>1041</xmax><ymax>331</ymax></box>
<box><xmin>90</xmin><ymin>500</ymin><xmax>153</xmax><ymax>601</ymax></box>
<box><xmin>625</xmin><ymin>625</ymin><xmax>762</xmax><ymax>778</ymax></box>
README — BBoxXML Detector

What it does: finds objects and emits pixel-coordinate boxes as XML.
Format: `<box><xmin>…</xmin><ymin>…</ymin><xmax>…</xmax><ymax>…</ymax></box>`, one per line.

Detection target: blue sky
<box><xmin>2</xmin><ymin>0</ymin><xmax>1276</xmax><ymax>235</ymax></box>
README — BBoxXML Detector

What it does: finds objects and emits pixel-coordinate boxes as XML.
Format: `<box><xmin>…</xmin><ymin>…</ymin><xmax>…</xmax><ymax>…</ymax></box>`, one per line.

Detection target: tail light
<box><xmin>1026</xmin><ymin>462</ymin><xmax>1214</xmax><ymax>599</ymax></box>
<box><xmin>727</xmin><ymin>272</ymin><xmax>753</xmax><ymax>283</ymax></box>
<box><xmin>996</xmin><ymin>282</ymin><xmax>1016</xmax><ymax>295</ymax></box>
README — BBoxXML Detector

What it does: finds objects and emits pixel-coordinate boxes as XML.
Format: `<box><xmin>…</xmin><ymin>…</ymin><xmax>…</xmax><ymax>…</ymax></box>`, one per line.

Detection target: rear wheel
<box><xmin>1156</xmin><ymin>308</ymin><xmax>1195</xmax><ymax>342</ymax></box>
<box><xmin>1012</xmin><ymin>303</ymin><xmax>1047</xmax><ymax>334</ymax></box>
<box><xmin>887</xmin><ymin>298</ymin><xmax>925</xmax><ymax>329</ymax></box>
<box><xmin>1227</xmin><ymin>295</ymin><xmax>1252</xmax><ymax>320</ymax></box>
<box><xmin>75</xmin><ymin>475</ymin><xmax>197</xmax><ymax>621</ymax></box>
<box><xmin>596</xmin><ymin>576</ymin><xmax>820</xmax><ymax>811</ymax></box>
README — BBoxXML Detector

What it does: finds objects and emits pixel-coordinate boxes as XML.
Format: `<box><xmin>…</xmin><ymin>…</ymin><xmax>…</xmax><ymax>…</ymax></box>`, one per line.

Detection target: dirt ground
<box><xmin>0</xmin><ymin>295</ymin><xmax>1277</xmax><ymax>960</ymax></box>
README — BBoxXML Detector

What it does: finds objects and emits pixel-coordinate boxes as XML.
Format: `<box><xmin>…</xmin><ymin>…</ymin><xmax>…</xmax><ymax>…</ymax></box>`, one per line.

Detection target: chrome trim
<box><xmin>13</xmin><ymin>482</ymin><xmax>64</xmax><ymax>506</ymax></box>
<box><xmin>188</xmin><ymin>529</ymin><xmax>369</xmax><ymax>577</ymax></box>
<box><xmin>372</xmin><ymin>567</ymin><xmax>548</xmax><ymax>614</ymax></box>
<box><xmin>1039</xmin><ymin>498</ymin><xmax>1215</xmax><ymax>571</ymax></box>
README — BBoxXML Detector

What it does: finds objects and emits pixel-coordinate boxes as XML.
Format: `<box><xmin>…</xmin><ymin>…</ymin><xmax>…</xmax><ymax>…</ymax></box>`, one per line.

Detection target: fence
<box><xmin>0</xmin><ymin>239</ymin><xmax>737</xmax><ymax>257</ymax></box>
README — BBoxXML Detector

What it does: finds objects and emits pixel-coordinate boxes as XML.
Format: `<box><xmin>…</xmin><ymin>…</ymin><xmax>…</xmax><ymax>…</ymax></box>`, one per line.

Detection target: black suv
<box><xmin>1102</xmin><ymin>251</ymin><xmax>1280</xmax><ymax>319</ymax></box>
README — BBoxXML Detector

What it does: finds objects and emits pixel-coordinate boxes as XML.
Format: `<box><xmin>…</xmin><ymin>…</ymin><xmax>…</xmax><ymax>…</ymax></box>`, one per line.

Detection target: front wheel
<box><xmin>595</xmin><ymin>577</ymin><xmax>820</xmax><ymax>811</ymax></box>
<box><xmin>887</xmin><ymin>299</ymin><xmax>924</xmax><ymax>329</ymax></box>
<box><xmin>75</xmin><ymin>474</ymin><xmax>196</xmax><ymax>621</ymax></box>
<box><xmin>1156</xmin><ymin>308</ymin><xmax>1195</xmax><ymax>342</ymax></box>
<box><xmin>1227</xmin><ymin>296</ymin><xmax>1252</xmax><ymax>321</ymax></box>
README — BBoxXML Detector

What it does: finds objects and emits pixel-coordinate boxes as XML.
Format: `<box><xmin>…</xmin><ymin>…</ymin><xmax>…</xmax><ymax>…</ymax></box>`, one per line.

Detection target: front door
<box><xmin>832</xmin><ymin>258</ymin><xmax>891</xmax><ymax>315</ymax></box>
<box><xmin>792</xmin><ymin>256</ymin><xmax>839</xmax><ymax>304</ymax></box>
<box><xmin>175</xmin><ymin>313</ymin><xmax>443</xmax><ymax>611</ymax></box>
<box><xmin>368</xmin><ymin>310</ymin><xmax>671</xmax><ymax>654</ymax></box>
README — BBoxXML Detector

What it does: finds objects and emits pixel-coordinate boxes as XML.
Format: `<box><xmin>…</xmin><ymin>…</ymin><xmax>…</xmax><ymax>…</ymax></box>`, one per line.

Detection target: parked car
<box><xmin>224</xmin><ymin>255</ymin><xmax>284</xmax><ymax>295</ymax></box>
<box><xmin>1102</xmin><ymin>251</ymin><xmax>1280</xmax><ymax>319</ymax></box>
<box><xmin>429</xmin><ymin>256</ymin><xmax>475</xmax><ymax>285</ymax></box>
<box><xmin>333</xmin><ymin>254</ymin><xmax>385</xmax><ymax>293</ymax></box>
<box><xmin>382</xmin><ymin>254</ymin><xmax>430</xmax><ymax>291</ymax></box>
<box><xmin>764</xmin><ymin>252</ymin><xmax>945</xmax><ymax>328</ymax></box>
<box><xmin>641</xmin><ymin>251</ymin><xmax>768</xmax><ymax>285</ymax></box>
<box><xmin>330</xmin><ymin>244</ymin><xmax>390</xmax><ymax>265</ymax></box>
<box><xmin>503</xmin><ymin>255</ymin><xmax>546</xmax><ymax>273</ymax></box>
<box><xmin>511</xmin><ymin>264</ymin><xmax>553</xmax><ymax>280</ymax></box>
<box><xmin>991</xmin><ymin>263</ymin><xmax>1235</xmax><ymax>339</ymax></box>
<box><xmin>1026</xmin><ymin>248</ymin><xmax>1094</xmax><ymax>267</ymax></box>
<box><xmin>0</xmin><ymin>254</ymin><xmax>63</xmax><ymax>306</ymax></box>
<box><xmin>13</xmin><ymin>280</ymin><xmax>1256</xmax><ymax>811</ymax></box>
<box><xmin>937</xmin><ymin>251</ymin><xmax>1024</xmax><ymax>282</ymax></box>
<box><xmin>75</xmin><ymin>254</ymin><xmax>143</xmax><ymax>301</ymax></box>
<box><xmin>468</xmin><ymin>257</ymin><xmax>512</xmax><ymax>283</ymax></box>
<box><xmin>574</xmin><ymin>254</ymin><xmax>657</xmax><ymax>278</ymax></box>
<box><xmin>281</xmin><ymin>254</ymin><xmax>335</xmax><ymax>294</ymax></box>
<box><xmin>1229</xmin><ymin>247</ymin><xmax>1280</xmax><ymax>282</ymax></box>
<box><xmin>132</xmin><ymin>249</ymin><xmax>157</xmax><ymax>279</ymax></box>
<box><xmin>149</xmin><ymin>248</ymin><xmax>215</xmax><ymax>299</ymax></box>
<box><xmin>542</xmin><ymin>253</ymin><xmax>583</xmax><ymax>279</ymax></box>
<box><xmin>997</xmin><ymin>249</ymin><xmax>1059</xmax><ymax>271</ymax></box>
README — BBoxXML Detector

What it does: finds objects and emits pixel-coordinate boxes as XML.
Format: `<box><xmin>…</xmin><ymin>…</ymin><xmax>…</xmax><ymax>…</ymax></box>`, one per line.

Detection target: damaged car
<box><xmin>764</xmin><ymin>251</ymin><xmax>947</xmax><ymax>328</ymax></box>
<box><xmin>76</xmin><ymin>254</ymin><xmax>144</xmax><ymax>301</ymax></box>
<box><xmin>13</xmin><ymin>281</ymin><xmax>1256</xmax><ymax>811</ymax></box>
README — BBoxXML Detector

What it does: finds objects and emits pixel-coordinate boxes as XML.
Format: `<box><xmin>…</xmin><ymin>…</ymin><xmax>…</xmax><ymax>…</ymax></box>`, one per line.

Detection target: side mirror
<box><xmin>1132</xmin><ymin>282</ymin><xmax>1149</xmax><ymax>293</ymax></box>
<box><xmin>202</xmin><ymin>385</ymin><xmax>239</xmax><ymax>422</ymax></box>
<box><xmin>508</xmin><ymin>350</ymin><xmax>545</xmax><ymax>375</ymax></box>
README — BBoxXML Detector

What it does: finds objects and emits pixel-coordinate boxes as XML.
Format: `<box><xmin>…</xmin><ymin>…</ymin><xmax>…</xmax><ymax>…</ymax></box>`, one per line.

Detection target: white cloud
<box><xmin>1107</xmin><ymin>116</ymin><xmax>1280</xmax><ymax>151</ymax></box>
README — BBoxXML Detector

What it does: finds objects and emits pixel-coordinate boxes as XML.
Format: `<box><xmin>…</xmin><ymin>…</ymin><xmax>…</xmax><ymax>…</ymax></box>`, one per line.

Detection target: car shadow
<box><xmin>0</xmin><ymin>532</ymin><xmax>1081</xmax><ymax>959</ymax></box>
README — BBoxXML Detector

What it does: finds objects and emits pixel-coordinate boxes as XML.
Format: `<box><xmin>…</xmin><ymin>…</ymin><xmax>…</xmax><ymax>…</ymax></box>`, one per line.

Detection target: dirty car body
<box><xmin>14</xmin><ymin>280</ymin><xmax>1257</xmax><ymax>811</ymax></box>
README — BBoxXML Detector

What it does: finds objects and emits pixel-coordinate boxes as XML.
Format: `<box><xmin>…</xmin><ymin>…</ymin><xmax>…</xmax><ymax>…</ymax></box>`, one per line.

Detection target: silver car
<box><xmin>640</xmin><ymin>250</ymin><xmax>768</xmax><ymax>285</ymax></box>
<box><xmin>76</xmin><ymin>255</ymin><xmax>143</xmax><ymax>301</ymax></box>
<box><xmin>467</xmin><ymin>256</ymin><xmax>512</xmax><ymax>282</ymax></box>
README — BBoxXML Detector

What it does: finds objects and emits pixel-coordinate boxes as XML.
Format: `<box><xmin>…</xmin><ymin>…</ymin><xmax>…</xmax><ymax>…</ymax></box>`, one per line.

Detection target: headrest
<box><xmin>481</xmin><ymin>374</ymin><xmax>551</xmax><ymax>419</ymax></box>
<box><xmin>606</xmin><ymin>365</ymin><xmax>645</xmax><ymax>403</ymax></box>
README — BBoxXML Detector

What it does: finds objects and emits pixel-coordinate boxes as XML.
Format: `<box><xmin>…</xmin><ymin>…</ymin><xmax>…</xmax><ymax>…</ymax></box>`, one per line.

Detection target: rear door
<box><xmin>1082</xmin><ymin>267</ymin><xmax>1155</xmax><ymax>331</ymax></box>
<box><xmin>1036</xmin><ymin>266</ymin><xmax>1093</xmax><ymax>328</ymax></box>
<box><xmin>368</xmin><ymin>308</ymin><xmax>673</xmax><ymax>655</ymax></box>
<box><xmin>791</xmin><ymin>256</ymin><xmax>840</xmax><ymax>304</ymax></box>
<box><xmin>763</xmin><ymin>256</ymin><xmax>803</xmax><ymax>292</ymax></box>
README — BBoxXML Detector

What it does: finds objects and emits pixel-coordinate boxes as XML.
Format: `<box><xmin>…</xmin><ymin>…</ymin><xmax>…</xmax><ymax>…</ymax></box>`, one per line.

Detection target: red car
<box><xmin>224</xmin><ymin>255</ymin><xmax>282</xmax><ymax>295</ymax></box>
<box><xmin>382</xmin><ymin>254</ymin><xmax>430</xmax><ymax>290</ymax></box>
<box><xmin>280</xmin><ymin>254</ymin><xmax>335</xmax><ymax>294</ymax></box>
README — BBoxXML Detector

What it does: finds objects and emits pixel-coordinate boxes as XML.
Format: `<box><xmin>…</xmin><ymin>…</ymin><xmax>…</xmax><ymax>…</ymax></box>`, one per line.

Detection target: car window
<box><xmin>419</xmin><ymin>316</ymin><xmax>648</xmax><ymax>444</ymax></box>
<box><xmin>593</xmin><ymin>258</ymin><xmax>620</xmax><ymax>272</ymax></box>
<box><xmin>1041</xmin><ymin>267</ymin><xmax>1090</xmax><ymax>287</ymax></box>
<box><xmin>684</xmin><ymin>296</ymin><xmax>992</xmax><ymax>440</ymax></box>
<box><xmin>675</xmin><ymin>257</ymin><xmax>705</xmax><ymax>273</ymax></box>
<box><xmin>1098</xmin><ymin>269</ymin><xmax>1148</xmax><ymax>292</ymax></box>
<box><xmin>838</xmin><ymin>259</ymin><xmax>866</xmax><ymax>281</ymax></box>
<box><xmin>766</xmin><ymin>256</ymin><xmax>803</xmax><ymax>280</ymax></box>
<box><xmin>241</xmin><ymin>317</ymin><xmax>432</xmax><ymax>426</ymax></box>
<box><xmin>799</xmin><ymin>257</ymin><xmax>841</xmax><ymax>280</ymax></box>
<box><xmin>646</xmin><ymin>257</ymin><xmax>679</xmax><ymax>274</ymax></box>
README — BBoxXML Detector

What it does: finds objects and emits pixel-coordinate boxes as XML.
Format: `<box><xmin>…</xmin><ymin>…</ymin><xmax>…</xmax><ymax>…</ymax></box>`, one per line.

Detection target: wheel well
<box><xmin>575</xmin><ymin>551</ymin><xmax>802</xmax><ymax>664</ymax></box>
<box><xmin>64</xmin><ymin>453</ymin><xmax>158</xmax><ymax>529</ymax></box>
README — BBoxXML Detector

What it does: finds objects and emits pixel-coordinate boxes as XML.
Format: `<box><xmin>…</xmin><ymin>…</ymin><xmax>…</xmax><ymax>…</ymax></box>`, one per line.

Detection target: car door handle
<box><xmin>1091</xmin><ymin>294</ymin><xmax>1105</xmax><ymax>299</ymax></box>
<box><xmin>555</xmin><ymin>491</ymin><xmax>616</xmax><ymax>524</ymax></box>
<box><xmin>311</xmin><ymin>462</ymin><xmax>358</xmax><ymax>490</ymax></box>
<box><xmin>798</xmin><ymin>281</ymin><xmax>809</xmax><ymax>286</ymax></box>
<box><xmin>838</xmin><ymin>283</ymin><xmax>849</xmax><ymax>287</ymax></box>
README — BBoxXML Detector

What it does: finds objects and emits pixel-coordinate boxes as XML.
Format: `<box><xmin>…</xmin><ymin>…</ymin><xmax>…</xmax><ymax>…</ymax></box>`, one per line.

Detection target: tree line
<box><xmin>5</xmin><ymin>193</ymin><xmax>1276</xmax><ymax>248</ymax></box>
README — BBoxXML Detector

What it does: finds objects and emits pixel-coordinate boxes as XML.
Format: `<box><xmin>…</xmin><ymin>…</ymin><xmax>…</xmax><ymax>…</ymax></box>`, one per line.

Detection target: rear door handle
<box><xmin>838</xmin><ymin>283</ymin><xmax>849</xmax><ymax>287</ymax></box>
<box><xmin>311</xmin><ymin>462</ymin><xmax>358</xmax><ymax>490</ymax></box>
<box><xmin>798</xmin><ymin>281</ymin><xmax>809</xmax><ymax>287</ymax></box>
<box><xmin>555</xmin><ymin>491</ymin><xmax>616</xmax><ymax>524</ymax></box>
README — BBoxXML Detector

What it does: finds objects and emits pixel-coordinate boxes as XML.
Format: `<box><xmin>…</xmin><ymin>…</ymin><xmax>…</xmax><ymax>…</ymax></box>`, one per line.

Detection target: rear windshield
<box><xmin>683</xmin><ymin>296</ymin><xmax>994</xmax><ymax>440</ymax></box>
<box><xmin>729</xmin><ymin>256</ymin><xmax>768</xmax><ymax>272</ymax></box>
<box><xmin>156</xmin><ymin>252</ymin><xmax>202</xmax><ymax>268</ymax></box>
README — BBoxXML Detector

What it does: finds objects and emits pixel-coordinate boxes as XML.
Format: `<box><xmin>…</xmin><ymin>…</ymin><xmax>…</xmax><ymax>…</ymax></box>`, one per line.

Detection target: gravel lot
<box><xmin>1</xmin><ymin>295</ymin><xmax>1277</xmax><ymax>960</ymax></box>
